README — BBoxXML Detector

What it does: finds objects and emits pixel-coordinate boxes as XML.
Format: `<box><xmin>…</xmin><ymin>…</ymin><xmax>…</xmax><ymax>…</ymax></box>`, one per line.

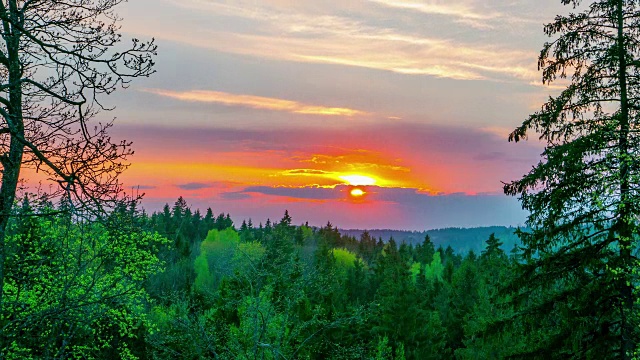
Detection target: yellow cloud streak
<box><xmin>143</xmin><ymin>88</ymin><xmax>367</xmax><ymax>117</ymax></box>
<box><xmin>280</xmin><ymin>154</ymin><xmax>413</xmax><ymax>188</ymax></box>
<box><xmin>195</xmin><ymin>32</ymin><xmax>533</xmax><ymax>82</ymax></box>
<box><xmin>280</xmin><ymin>169</ymin><xmax>390</xmax><ymax>188</ymax></box>
<box><xmin>298</xmin><ymin>55</ymin><xmax>485</xmax><ymax>80</ymax></box>
<box><xmin>125</xmin><ymin>1</ymin><xmax>538</xmax><ymax>83</ymax></box>
<box><xmin>367</xmin><ymin>0</ymin><xmax>498</xmax><ymax>21</ymax></box>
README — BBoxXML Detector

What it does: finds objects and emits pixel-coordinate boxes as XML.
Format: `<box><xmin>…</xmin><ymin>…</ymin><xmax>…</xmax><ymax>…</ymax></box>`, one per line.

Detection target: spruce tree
<box><xmin>504</xmin><ymin>0</ymin><xmax>640</xmax><ymax>358</ymax></box>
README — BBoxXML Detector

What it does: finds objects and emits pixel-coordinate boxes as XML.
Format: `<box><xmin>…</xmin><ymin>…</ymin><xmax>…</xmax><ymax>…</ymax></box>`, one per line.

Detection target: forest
<box><xmin>2</xmin><ymin>0</ymin><xmax>640</xmax><ymax>359</ymax></box>
<box><xmin>2</xmin><ymin>196</ymin><xmax>523</xmax><ymax>359</ymax></box>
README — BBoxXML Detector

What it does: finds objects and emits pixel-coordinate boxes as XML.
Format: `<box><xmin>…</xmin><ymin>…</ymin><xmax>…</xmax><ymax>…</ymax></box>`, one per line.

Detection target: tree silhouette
<box><xmin>0</xmin><ymin>0</ymin><xmax>155</xmax><ymax>350</ymax></box>
<box><xmin>505</xmin><ymin>0</ymin><xmax>640</xmax><ymax>357</ymax></box>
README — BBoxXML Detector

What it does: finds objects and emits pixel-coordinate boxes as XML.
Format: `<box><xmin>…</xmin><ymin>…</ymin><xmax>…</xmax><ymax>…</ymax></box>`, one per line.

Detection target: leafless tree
<box><xmin>0</xmin><ymin>0</ymin><xmax>155</xmax><ymax>328</ymax></box>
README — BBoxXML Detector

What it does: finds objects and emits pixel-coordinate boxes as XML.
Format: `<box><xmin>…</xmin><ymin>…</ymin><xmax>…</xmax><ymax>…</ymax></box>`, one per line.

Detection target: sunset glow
<box><xmin>339</xmin><ymin>175</ymin><xmax>377</xmax><ymax>186</ymax></box>
<box><xmin>101</xmin><ymin>0</ymin><xmax>561</xmax><ymax>229</ymax></box>
<box><xmin>350</xmin><ymin>188</ymin><xmax>365</xmax><ymax>197</ymax></box>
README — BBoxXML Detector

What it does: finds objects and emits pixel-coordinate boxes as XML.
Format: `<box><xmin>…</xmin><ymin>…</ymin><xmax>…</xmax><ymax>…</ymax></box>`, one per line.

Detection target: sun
<box><xmin>340</xmin><ymin>174</ymin><xmax>376</xmax><ymax>186</ymax></box>
<box><xmin>350</xmin><ymin>188</ymin><xmax>365</xmax><ymax>197</ymax></box>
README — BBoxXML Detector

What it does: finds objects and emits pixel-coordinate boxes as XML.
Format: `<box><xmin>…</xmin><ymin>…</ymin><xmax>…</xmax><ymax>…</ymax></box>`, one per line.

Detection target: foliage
<box><xmin>10</xmin><ymin>196</ymin><xmax>619</xmax><ymax>359</ymax></box>
<box><xmin>331</xmin><ymin>248</ymin><xmax>364</xmax><ymax>279</ymax></box>
<box><xmin>5</xmin><ymin>0</ymin><xmax>639</xmax><ymax>358</ymax></box>
<box><xmin>2</xmin><ymin>208</ymin><xmax>167</xmax><ymax>358</ymax></box>
<box><xmin>423</xmin><ymin>251</ymin><xmax>444</xmax><ymax>282</ymax></box>
<box><xmin>0</xmin><ymin>0</ymin><xmax>157</xmax><ymax>355</ymax></box>
<box><xmin>503</xmin><ymin>0</ymin><xmax>640</xmax><ymax>357</ymax></box>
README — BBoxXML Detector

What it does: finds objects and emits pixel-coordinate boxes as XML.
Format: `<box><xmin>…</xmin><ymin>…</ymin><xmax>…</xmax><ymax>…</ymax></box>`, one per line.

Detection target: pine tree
<box><xmin>504</xmin><ymin>1</ymin><xmax>640</xmax><ymax>357</ymax></box>
<box><xmin>371</xmin><ymin>239</ymin><xmax>435</xmax><ymax>359</ymax></box>
<box><xmin>204</xmin><ymin>208</ymin><xmax>215</xmax><ymax>230</ymax></box>
<box><xmin>458</xmin><ymin>235</ymin><xmax>513</xmax><ymax>359</ymax></box>
<box><xmin>416</xmin><ymin>234</ymin><xmax>435</xmax><ymax>264</ymax></box>
<box><xmin>480</xmin><ymin>233</ymin><xmax>506</xmax><ymax>270</ymax></box>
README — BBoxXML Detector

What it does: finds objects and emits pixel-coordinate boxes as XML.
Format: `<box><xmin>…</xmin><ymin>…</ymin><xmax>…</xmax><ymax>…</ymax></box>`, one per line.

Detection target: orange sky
<box><xmin>105</xmin><ymin>122</ymin><xmax>541</xmax><ymax>229</ymax></box>
<box><xmin>19</xmin><ymin>0</ymin><xmax>572</xmax><ymax>230</ymax></box>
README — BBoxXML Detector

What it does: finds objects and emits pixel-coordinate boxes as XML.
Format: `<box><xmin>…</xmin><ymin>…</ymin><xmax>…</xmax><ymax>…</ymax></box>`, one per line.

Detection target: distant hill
<box><xmin>339</xmin><ymin>226</ymin><xmax>523</xmax><ymax>254</ymax></box>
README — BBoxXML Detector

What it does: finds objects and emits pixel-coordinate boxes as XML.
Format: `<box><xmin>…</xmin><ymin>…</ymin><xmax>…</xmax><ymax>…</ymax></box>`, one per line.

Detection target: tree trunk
<box><xmin>0</xmin><ymin>0</ymin><xmax>23</xmax><ymax>350</ymax></box>
<box><xmin>616</xmin><ymin>0</ymin><xmax>633</xmax><ymax>358</ymax></box>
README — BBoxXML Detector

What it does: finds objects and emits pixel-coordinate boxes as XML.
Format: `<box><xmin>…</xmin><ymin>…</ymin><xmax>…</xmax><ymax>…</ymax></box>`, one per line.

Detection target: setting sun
<box><xmin>350</xmin><ymin>188</ymin><xmax>365</xmax><ymax>197</ymax></box>
<box><xmin>340</xmin><ymin>175</ymin><xmax>376</xmax><ymax>186</ymax></box>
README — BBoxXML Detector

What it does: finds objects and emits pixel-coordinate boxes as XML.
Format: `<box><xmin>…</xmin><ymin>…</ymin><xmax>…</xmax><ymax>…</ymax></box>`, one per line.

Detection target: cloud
<box><xmin>282</xmin><ymin>169</ymin><xmax>333</xmax><ymax>175</ymax></box>
<box><xmin>116</xmin><ymin>120</ymin><xmax>544</xmax><ymax>194</ymax></box>
<box><xmin>237</xmin><ymin>184</ymin><xmax>491</xmax><ymax>203</ymax></box>
<box><xmin>366</xmin><ymin>0</ymin><xmax>546</xmax><ymax>30</ymax></box>
<box><xmin>219</xmin><ymin>191</ymin><xmax>253</xmax><ymax>200</ymax></box>
<box><xmin>238</xmin><ymin>184</ymin><xmax>402</xmax><ymax>202</ymax></box>
<box><xmin>177</xmin><ymin>182</ymin><xmax>214</xmax><ymax>191</ymax></box>
<box><xmin>142</xmin><ymin>88</ymin><xmax>367</xmax><ymax>116</ymax></box>
<box><xmin>474</xmin><ymin>151</ymin><xmax>507</xmax><ymax>161</ymax></box>
<box><xmin>126</xmin><ymin>0</ymin><xmax>540</xmax><ymax>82</ymax></box>
<box><xmin>196</xmin><ymin>30</ymin><xmax>536</xmax><ymax>81</ymax></box>
<box><xmin>215</xmin><ymin>184</ymin><xmax>528</xmax><ymax>229</ymax></box>
<box><xmin>130</xmin><ymin>184</ymin><xmax>156</xmax><ymax>190</ymax></box>
<box><xmin>243</xmin><ymin>185</ymin><xmax>341</xmax><ymax>200</ymax></box>
<box><xmin>367</xmin><ymin>0</ymin><xmax>499</xmax><ymax>22</ymax></box>
<box><xmin>209</xmin><ymin>181</ymin><xmax>244</xmax><ymax>189</ymax></box>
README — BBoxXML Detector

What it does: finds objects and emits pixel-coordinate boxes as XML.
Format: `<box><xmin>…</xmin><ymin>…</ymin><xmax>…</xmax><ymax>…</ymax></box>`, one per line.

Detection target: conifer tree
<box><xmin>416</xmin><ymin>234</ymin><xmax>435</xmax><ymax>264</ymax></box>
<box><xmin>504</xmin><ymin>0</ymin><xmax>640</xmax><ymax>357</ymax></box>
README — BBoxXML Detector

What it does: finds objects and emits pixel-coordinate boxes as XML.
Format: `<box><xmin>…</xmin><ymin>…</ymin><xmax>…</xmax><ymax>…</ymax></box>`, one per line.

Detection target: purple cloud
<box><xmin>219</xmin><ymin>191</ymin><xmax>253</xmax><ymax>200</ymax></box>
<box><xmin>177</xmin><ymin>182</ymin><xmax>213</xmax><ymax>191</ymax></box>
<box><xmin>130</xmin><ymin>184</ymin><xmax>156</xmax><ymax>190</ymax></box>
<box><xmin>243</xmin><ymin>186</ymin><xmax>341</xmax><ymax>200</ymax></box>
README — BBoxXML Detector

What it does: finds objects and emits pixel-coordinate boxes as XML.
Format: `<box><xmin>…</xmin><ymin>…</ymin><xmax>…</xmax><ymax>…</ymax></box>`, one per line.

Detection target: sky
<box><xmin>90</xmin><ymin>0</ymin><xmax>570</xmax><ymax>230</ymax></box>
